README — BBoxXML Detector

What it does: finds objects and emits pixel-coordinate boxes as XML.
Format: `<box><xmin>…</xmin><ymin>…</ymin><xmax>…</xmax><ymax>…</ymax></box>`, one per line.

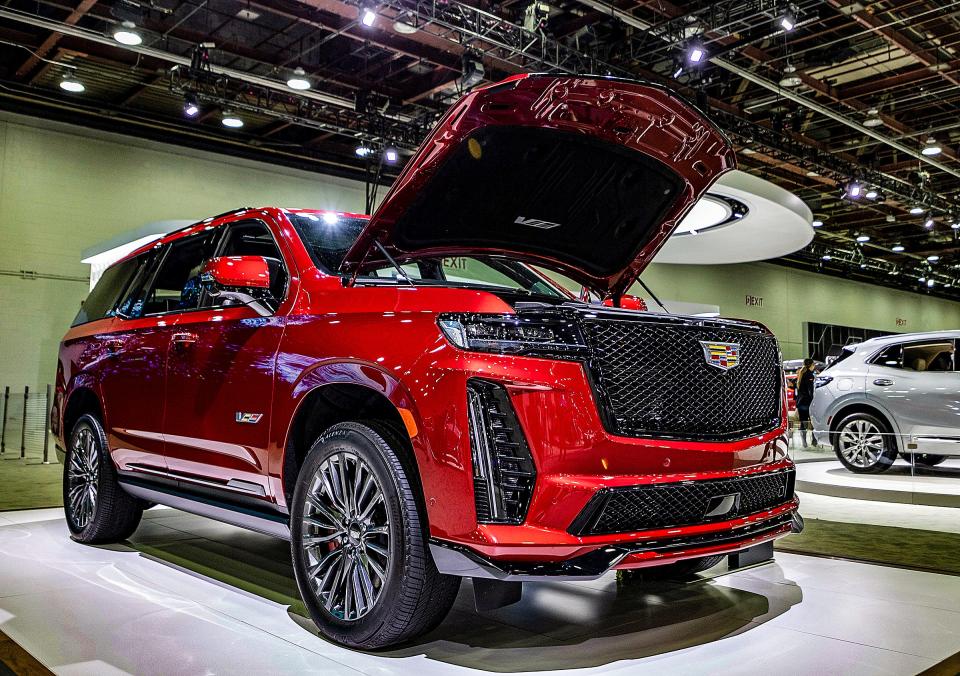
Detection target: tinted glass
<box><xmin>871</xmin><ymin>344</ymin><xmax>903</xmax><ymax>369</ymax></box>
<box><xmin>130</xmin><ymin>231</ymin><xmax>220</xmax><ymax>316</ymax></box>
<box><xmin>903</xmin><ymin>341</ymin><xmax>955</xmax><ymax>372</ymax></box>
<box><xmin>288</xmin><ymin>213</ymin><xmax>366</xmax><ymax>272</ymax></box>
<box><xmin>71</xmin><ymin>257</ymin><xmax>140</xmax><ymax>326</ymax></box>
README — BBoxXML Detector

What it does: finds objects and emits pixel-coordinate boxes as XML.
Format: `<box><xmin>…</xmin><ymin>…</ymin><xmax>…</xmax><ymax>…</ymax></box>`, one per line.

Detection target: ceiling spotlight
<box><xmin>844</xmin><ymin>180</ymin><xmax>862</xmax><ymax>199</ymax></box>
<box><xmin>355</xmin><ymin>144</ymin><xmax>374</xmax><ymax>158</ymax></box>
<box><xmin>891</xmin><ymin>244</ymin><xmax>905</xmax><ymax>252</ymax></box>
<box><xmin>928</xmin><ymin>255</ymin><xmax>940</xmax><ymax>262</ymax></box>
<box><xmin>919</xmin><ymin>276</ymin><xmax>926</xmax><ymax>283</ymax></box>
<box><xmin>860</xmin><ymin>263</ymin><xmax>867</xmax><ymax>269</ymax></box>
<box><xmin>383</xmin><ymin>147</ymin><xmax>399</xmax><ymax>163</ymax></box>
<box><xmin>461</xmin><ymin>51</ymin><xmax>485</xmax><ymax>89</ymax></box>
<box><xmin>928</xmin><ymin>279</ymin><xmax>935</xmax><ymax>287</ymax></box>
<box><xmin>221</xmin><ymin>111</ymin><xmax>243</xmax><ymax>128</ymax></box>
<box><xmin>811</xmin><ymin>219</ymin><xmax>823</xmax><ymax>227</ymax></box>
<box><xmin>59</xmin><ymin>71</ymin><xmax>84</xmax><ymax>92</ymax></box>
<box><xmin>779</xmin><ymin>63</ymin><xmax>802</xmax><ymax>88</ymax></box>
<box><xmin>921</xmin><ymin>136</ymin><xmax>943</xmax><ymax>156</ymax></box>
<box><xmin>863</xmin><ymin>108</ymin><xmax>883</xmax><ymax>127</ymax></box>
<box><xmin>806</xmin><ymin>169</ymin><xmax>819</xmax><ymax>177</ymax></box>
<box><xmin>183</xmin><ymin>92</ymin><xmax>199</xmax><ymax>117</ymax></box>
<box><xmin>924</xmin><ymin>214</ymin><xmax>935</xmax><ymax>229</ymax></box>
<box><xmin>687</xmin><ymin>40</ymin><xmax>706</xmax><ymax>64</ymax></box>
<box><xmin>361</xmin><ymin>6</ymin><xmax>377</xmax><ymax>26</ymax></box>
<box><xmin>909</xmin><ymin>205</ymin><xmax>925</xmax><ymax>215</ymax></box>
<box><xmin>778</xmin><ymin>5</ymin><xmax>797</xmax><ymax>31</ymax></box>
<box><xmin>865</xmin><ymin>189</ymin><xmax>878</xmax><ymax>199</ymax></box>
<box><xmin>286</xmin><ymin>66</ymin><xmax>311</xmax><ymax>90</ymax></box>
<box><xmin>821</xmin><ymin>254</ymin><xmax>832</xmax><ymax>261</ymax></box>
<box><xmin>952</xmin><ymin>222</ymin><xmax>960</xmax><ymax>230</ymax></box>
<box><xmin>112</xmin><ymin>20</ymin><xmax>142</xmax><ymax>46</ymax></box>
<box><xmin>856</xmin><ymin>235</ymin><xmax>870</xmax><ymax>243</ymax></box>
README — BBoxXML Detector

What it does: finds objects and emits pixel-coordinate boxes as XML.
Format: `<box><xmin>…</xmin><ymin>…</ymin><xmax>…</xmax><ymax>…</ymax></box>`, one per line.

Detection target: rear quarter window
<box><xmin>71</xmin><ymin>257</ymin><xmax>140</xmax><ymax>326</ymax></box>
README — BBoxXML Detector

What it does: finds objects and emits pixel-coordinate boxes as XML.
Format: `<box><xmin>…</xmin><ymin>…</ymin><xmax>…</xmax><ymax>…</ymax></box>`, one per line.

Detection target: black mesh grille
<box><xmin>581</xmin><ymin>317</ymin><xmax>782</xmax><ymax>441</ymax></box>
<box><xmin>570</xmin><ymin>469</ymin><xmax>795</xmax><ymax>535</ymax></box>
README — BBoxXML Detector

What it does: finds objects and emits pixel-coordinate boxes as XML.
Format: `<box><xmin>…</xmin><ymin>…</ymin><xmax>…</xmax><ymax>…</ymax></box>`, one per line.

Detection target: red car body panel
<box><xmin>55</xmin><ymin>76</ymin><xmax>796</xmax><ymax>576</ymax></box>
<box><xmin>343</xmin><ymin>74</ymin><xmax>735</xmax><ymax>298</ymax></box>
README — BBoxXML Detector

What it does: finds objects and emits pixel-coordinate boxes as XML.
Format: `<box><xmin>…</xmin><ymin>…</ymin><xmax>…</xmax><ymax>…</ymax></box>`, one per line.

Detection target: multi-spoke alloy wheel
<box><xmin>290</xmin><ymin>421</ymin><xmax>461</xmax><ymax>649</ymax></box>
<box><xmin>63</xmin><ymin>413</ymin><xmax>143</xmax><ymax>543</ymax></box>
<box><xmin>301</xmin><ymin>451</ymin><xmax>390</xmax><ymax>621</ymax></box>
<box><xmin>66</xmin><ymin>425</ymin><xmax>101</xmax><ymax>530</ymax></box>
<box><xmin>833</xmin><ymin>412</ymin><xmax>896</xmax><ymax>473</ymax></box>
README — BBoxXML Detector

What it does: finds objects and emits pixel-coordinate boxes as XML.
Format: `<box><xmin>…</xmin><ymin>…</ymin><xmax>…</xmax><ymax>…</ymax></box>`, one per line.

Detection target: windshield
<box><xmin>287</xmin><ymin>211</ymin><xmax>567</xmax><ymax>299</ymax></box>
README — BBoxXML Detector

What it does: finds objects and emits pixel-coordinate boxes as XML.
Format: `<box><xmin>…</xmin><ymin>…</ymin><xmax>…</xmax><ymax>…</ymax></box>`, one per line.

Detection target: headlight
<box><xmin>814</xmin><ymin>375</ymin><xmax>833</xmax><ymax>388</ymax></box>
<box><xmin>437</xmin><ymin>312</ymin><xmax>588</xmax><ymax>359</ymax></box>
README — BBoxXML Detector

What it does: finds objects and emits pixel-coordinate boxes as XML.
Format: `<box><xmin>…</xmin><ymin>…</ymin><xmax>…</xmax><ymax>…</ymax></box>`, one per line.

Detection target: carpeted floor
<box><xmin>0</xmin><ymin>456</ymin><xmax>61</xmax><ymax>511</ymax></box>
<box><xmin>0</xmin><ymin>630</ymin><xmax>51</xmax><ymax>676</ymax></box>
<box><xmin>776</xmin><ymin>517</ymin><xmax>960</xmax><ymax>576</ymax></box>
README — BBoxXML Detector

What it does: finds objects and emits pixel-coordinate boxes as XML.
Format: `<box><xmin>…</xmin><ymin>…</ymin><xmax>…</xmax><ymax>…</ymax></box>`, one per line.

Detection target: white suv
<box><xmin>811</xmin><ymin>331</ymin><xmax>960</xmax><ymax>473</ymax></box>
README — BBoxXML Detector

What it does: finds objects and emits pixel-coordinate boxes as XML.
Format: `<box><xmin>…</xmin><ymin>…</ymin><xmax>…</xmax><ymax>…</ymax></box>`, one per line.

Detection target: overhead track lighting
<box><xmin>360</xmin><ymin>6</ymin><xmax>377</xmax><ymax>27</ymax></box>
<box><xmin>112</xmin><ymin>20</ymin><xmax>142</xmax><ymax>46</ymax></box>
<box><xmin>778</xmin><ymin>5</ymin><xmax>797</xmax><ymax>31</ymax></box>
<box><xmin>59</xmin><ymin>71</ymin><xmax>84</xmax><ymax>92</ymax></box>
<box><xmin>286</xmin><ymin>66</ymin><xmax>311</xmax><ymax>91</ymax></box>
<box><xmin>687</xmin><ymin>40</ymin><xmax>706</xmax><ymax>64</ymax></box>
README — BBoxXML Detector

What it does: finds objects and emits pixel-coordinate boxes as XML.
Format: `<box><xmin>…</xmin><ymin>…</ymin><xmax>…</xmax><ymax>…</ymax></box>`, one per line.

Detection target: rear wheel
<box><xmin>63</xmin><ymin>414</ymin><xmax>143</xmax><ymax>543</ymax></box>
<box><xmin>619</xmin><ymin>555</ymin><xmax>725</xmax><ymax>583</ymax></box>
<box><xmin>833</xmin><ymin>412</ymin><xmax>898</xmax><ymax>474</ymax></box>
<box><xmin>290</xmin><ymin>421</ymin><xmax>460</xmax><ymax>649</ymax></box>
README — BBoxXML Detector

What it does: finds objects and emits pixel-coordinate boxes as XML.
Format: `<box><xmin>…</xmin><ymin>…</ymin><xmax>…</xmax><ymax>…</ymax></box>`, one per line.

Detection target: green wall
<box><xmin>0</xmin><ymin>113</ymin><xmax>368</xmax><ymax>389</ymax></box>
<box><xmin>2</xmin><ymin>112</ymin><xmax>960</xmax><ymax>390</ymax></box>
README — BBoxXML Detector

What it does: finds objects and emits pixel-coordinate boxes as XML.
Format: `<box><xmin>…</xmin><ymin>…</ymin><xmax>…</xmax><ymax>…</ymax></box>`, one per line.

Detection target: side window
<box><xmin>130</xmin><ymin>231</ymin><xmax>220</xmax><ymax>316</ymax></box>
<box><xmin>870</xmin><ymin>344</ymin><xmax>903</xmax><ymax>369</ymax></box>
<box><xmin>208</xmin><ymin>221</ymin><xmax>288</xmax><ymax>307</ymax></box>
<box><xmin>71</xmin><ymin>256</ymin><xmax>141</xmax><ymax>326</ymax></box>
<box><xmin>898</xmin><ymin>341</ymin><xmax>956</xmax><ymax>373</ymax></box>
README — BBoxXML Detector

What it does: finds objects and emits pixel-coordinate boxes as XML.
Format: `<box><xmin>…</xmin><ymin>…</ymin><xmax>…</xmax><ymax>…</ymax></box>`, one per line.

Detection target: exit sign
<box><xmin>745</xmin><ymin>294</ymin><xmax>763</xmax><ymax>308</ymax></box>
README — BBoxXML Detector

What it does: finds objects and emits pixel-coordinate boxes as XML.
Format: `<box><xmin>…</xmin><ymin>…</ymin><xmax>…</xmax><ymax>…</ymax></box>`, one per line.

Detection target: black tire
<box><xmin>63</xmin><ymin>413</ymin><xmax>143</xmax><ymax>544</ymax></box>
<box><xmin>290</xmin><ymin>421</ymin><xmax>460</xmax><ymax>649</ymax></box>
<box><xmin>903</xmin><ymin>453</ymin><xmax>947</xmax><ymax>467</ymax></box>
<box><xmin>832</xmin><ymin>412</ymin><xmax>898</xmax><ymax>474</ymax></box>
<box><xmin>619</xmin><ymin>555</ymin><xmax>725</xmax><ymax>583</ymax></box>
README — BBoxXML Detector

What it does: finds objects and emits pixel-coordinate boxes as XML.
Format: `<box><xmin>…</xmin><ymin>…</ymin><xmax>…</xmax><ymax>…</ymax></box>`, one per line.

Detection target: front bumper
<box><xmin>431</xmin><ymin>502</ymin><xmax>803</xmax><ymax>581</ymax></box>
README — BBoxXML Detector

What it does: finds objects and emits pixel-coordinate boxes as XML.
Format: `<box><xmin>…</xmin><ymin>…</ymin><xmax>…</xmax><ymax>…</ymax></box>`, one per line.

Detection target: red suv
<box><xmin>54</xmin><ymin>75</ymin><xmax>800</xmax><ymax>649</ymax></box>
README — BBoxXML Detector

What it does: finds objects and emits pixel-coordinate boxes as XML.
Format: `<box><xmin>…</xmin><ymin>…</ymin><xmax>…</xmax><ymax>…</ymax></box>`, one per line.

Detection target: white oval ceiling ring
<box><xmin>655</xmin><ymin>169</ymin><xmax>814</xmax><ymax>264</ymax></box>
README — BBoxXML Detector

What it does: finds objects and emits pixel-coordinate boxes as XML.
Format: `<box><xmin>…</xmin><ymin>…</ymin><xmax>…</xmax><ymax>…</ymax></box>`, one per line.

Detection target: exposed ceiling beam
<box><xmin>15</xmin><ymin>0</ymin><xmax>98</xmax><ymax>78</ymax></box>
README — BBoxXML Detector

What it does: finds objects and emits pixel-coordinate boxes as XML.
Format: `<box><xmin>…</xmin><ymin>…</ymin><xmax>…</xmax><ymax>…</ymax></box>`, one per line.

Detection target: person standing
<box><xmin>795</xmin><ymin>358</ymin><xmax>817</xmax><ymax>448</ymax></box>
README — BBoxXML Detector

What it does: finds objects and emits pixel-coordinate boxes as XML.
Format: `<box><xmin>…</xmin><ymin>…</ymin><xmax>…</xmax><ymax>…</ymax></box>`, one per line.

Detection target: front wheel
<box><xmin>833</xmin><ymin>412</ymin><xmax>898</xmax><ymax>473</ymax></box>
<box><xmin>63</xmin><ymin>413</ymin><xmax>143</xmax><ymax>543</ymax></box>
<box><xmin>290</xmin><ymin>421</ymin><xmax>460</xmax><ymax>649</ymax></box>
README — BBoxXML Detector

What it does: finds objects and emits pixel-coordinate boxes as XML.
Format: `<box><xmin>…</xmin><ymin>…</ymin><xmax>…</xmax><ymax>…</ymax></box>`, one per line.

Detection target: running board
<box><xmin>119</xmin><ymin>476</ymin><xmax>291</xmax><ymax>541</ymax></box>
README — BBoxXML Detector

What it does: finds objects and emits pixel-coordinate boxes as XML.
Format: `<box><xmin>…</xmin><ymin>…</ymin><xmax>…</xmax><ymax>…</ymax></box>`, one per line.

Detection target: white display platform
<box><xmin>796</xmin><ymin>460</ymin><xmax>960</xmax><ymax>508</ymax></box>
<box><xmin>1</xmin><ymin>508</ymin><xmax>958</xmax><ymax>674</ymax></box>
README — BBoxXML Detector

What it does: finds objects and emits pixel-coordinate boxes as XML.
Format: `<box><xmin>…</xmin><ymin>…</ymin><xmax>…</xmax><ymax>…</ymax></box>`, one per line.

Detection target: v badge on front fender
<box><xmin>235</xmin><ymin>412</ymin><xmax>264</xmax><ymax>424</ymax></box>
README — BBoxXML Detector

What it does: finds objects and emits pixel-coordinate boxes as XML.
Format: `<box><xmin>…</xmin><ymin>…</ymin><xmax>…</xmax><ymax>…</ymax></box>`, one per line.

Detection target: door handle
<box><xmin>873</xmin><ymin>378</ymin><xmax>895</xmax><ymax>386</ymax></box>
<box><xmin>170</xmin><ymin>332</ymin><xmax>198</xmax><ymax>349</ymax></box>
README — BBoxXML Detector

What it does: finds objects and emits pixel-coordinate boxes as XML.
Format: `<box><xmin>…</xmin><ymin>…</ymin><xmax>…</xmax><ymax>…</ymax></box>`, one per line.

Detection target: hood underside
<box><xmin>341</xmin><ymin>74</ymin><xmax>736</xmax><ymax>298</ymax></box>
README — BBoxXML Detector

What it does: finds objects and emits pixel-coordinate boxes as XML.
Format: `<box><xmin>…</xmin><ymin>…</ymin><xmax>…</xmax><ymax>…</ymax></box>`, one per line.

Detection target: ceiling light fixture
<box><xmin>921</xmin><ymin>136</ymin><xmax>943</xmax><ymax>156</ymax></box>
<box><xmin>383</xmin><ymin>147</ymin><xmax>399</xmax><ymax>163</ymax></box>
<box><xmin>919</xmin><ymin>276</ymin><xmax>926</xmax><ymax>283</ymax></box>
<box><xmin>361</xmin><ymin>7</ymin><xmax>377</xmax><ymax>26</ymax></box>
<box><xmin>909</xmin><ymin>205</ymin><xmax>925</xmax><ymax>215</ymax></box>
<box><xmin>844</xmin><ymin>179</ymin><xmax>862</xmax><ymax>199</ymax></box>
<box><xmin>687</xmin><ymin>40</ymin><xmax>706</xmax><ymax>64</ymax></box>
<box><xmin>924</xmin><ymin>214</ymin><xmax>935</xmax><ymax>229</ymax></box>
<box><xmin>811</xmin><ymin>219</ymin><xmax>823</xmax><ymax>227</ymax></box>
<box><xmin>952</xmin><ymin>222</ymin><xmax>960</xmax><ymax>230</ymax></box>
<box><xmin>286</xmin><ymin>66</ymin><xmax>311</xmax><ymax>90</ymax></box>
<box><xmin>821</xmin><ymin>254</ymin><xmax>832</xmax><ymax>261</ymax></box>
<box><xmin>355</xmin><ymin>144</ymin><xmax>374</xmax><ymax>158</ymax></box>
<box><xmin>778</xmin><ymin>6</ymin><xmax>797</xmax><ymax>31</ymax></box>
<box><xmin>928</xmin><ymin>279</ymin><xmax>935</xmax><ymax>287</ymax></box>
<box><xmin>863</xmin><ymin>108</ymin><xmax>883</xmax><ymax>128</ymax></box>
<box><xmin>865</xmin><ymin>189</ymin><xmax>878</xmax><ymax>199</ymax></box>
<box><xmin>891</xmin><ymin>244</ymin><xmax>905</xmax><ymax>252</ymax></box>
<box><xmin>393</xmin><ymin>12</ymin><xmax>418</xmax><ymax>34</ymax></box>
<box><xmin>928</xmin><ymin>255</ymin><xmax>940</xmax><ymax>262</ymax></box>
<box><xmin>221</xmin><ymin>111</ymin><xmax>243</xmax><ymax>128</ymax></box>
<box><xmin>112</xmin><ymin>20</ymin><xmax>142</xmax><ymax>46</ymax></box>
<box><xmin>183</xmin><ymin>92</ymin><xmax>199</xmax><ymax>117</ymax></box>
<box><xmin>779</xmin><ymin>63</ymin><xmax>802</xmax><ymax>88</ymax></box>
<box><xmin>59</xmin><ymin>71</ymin><xmax>84</xmax><ymax>92</ymax></box>
<box><xmin>856</xmin><ymin>235</ymin><xmax>870</xmax><ymax>243</ymax></box>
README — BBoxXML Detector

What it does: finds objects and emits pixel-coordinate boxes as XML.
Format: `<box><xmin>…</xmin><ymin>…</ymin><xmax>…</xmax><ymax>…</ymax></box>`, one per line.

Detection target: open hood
<box><xmin>341</xmin><ymin>74</ymin><xmax>735</xmax><ymax>298</ymax></box>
